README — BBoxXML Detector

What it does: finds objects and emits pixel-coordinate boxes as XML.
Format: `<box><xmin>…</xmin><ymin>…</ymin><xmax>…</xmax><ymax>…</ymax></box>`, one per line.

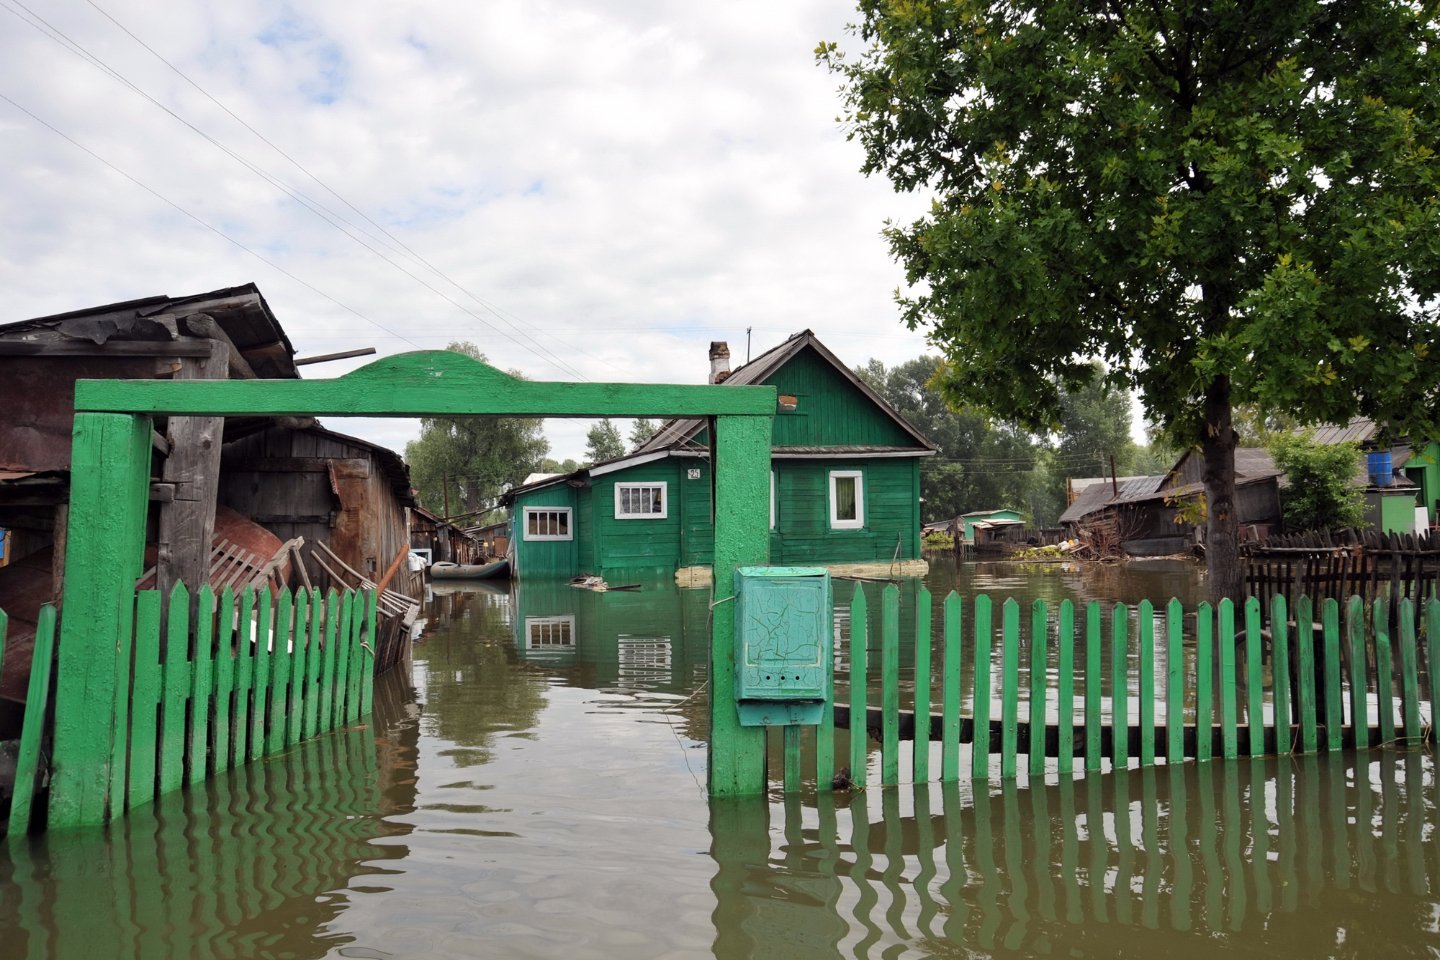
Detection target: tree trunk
<box><xmin>1201</xmin><ymin>374</ymin><xmax>1243</xmax><ymax>605</ymax></box>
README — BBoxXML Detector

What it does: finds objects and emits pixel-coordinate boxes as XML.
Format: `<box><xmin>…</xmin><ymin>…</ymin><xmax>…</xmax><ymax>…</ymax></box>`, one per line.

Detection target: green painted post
<box><xmin>941</xmin><ymin>592</ymin><xmax>963</xmax><ymax>782</ymax></box>
<box><xmin>1244</xmin><ymin>597</ymin><xmax>1264</xmax><ymax>757</ymax></box>
<box><xmin>233</xmin><ymin>587</ymin><xmax>255</xmax><ymax>766</ymax></box>
<box><xmin>1296</xmin><ymin>597</ymin><xmax>1318</xmax><ymax>752</ymax></box>
<box><xmin>8</xmin><ymin>605</ymin><xmax>57</xmax><ymax>837</ymax></box>
<box><xmin>1137</xmin><ymin>601</ymin><xmax>1154</xmax><ymax>767</ymax></box>
<box><xmin>213</xmin><ymin>587</ymin><xmax>236</xmax><ymax>772</ymax></box>
<box><xmin>1373</xmin><ymin>598</ymin><xmax>1395</xmax><ymax>745</ymax></box>
<box><xmin>972</xmin><ymin>594</ymin><xmax>993</xmax><ymax>780</ymax></box>
<box><xmin>50</xmin><ymin>411</ymin><xmax>153</xmax><ymax>828</ymax></box>
<box><xmin>1058</xmin><ymin>600</ymin><xmax>1075</xmax><ymax>774</ymax></box>
<box><xmin>127</xmin><ymin>591</ymin><xmax>162</xmax><ymax>810</ymax></box>
<box><xmin>1084</xmin><ymin>603</ymin><xmax>1101</xmax><ymax>771</ymax></box>
<box><xmin>1397</xmin><ymin>600</ymin><xmax>1421</xmax><ymax>742</ymax></box>
<box><xmin>158</xmin><ymin>583</ymin><xmax>191</xmax><ymax>794</ymax></box>
<box><xmin>1112</xmin><ymin>603</ymin><xmax>1130</xmax><ymax>769</ymax></box>
<box><xmin>1196</xmin><ymin>603</ymin><xmax>1213</xmax><ymax>762</ymax></box>
<box><xmin>1270</xmin><ymin>595</ymin><xmax>1291</xmax><ymax>754</ymax></box>
<box><xmin>359</xmin><ymin>589</ymin><xmax>378</xmax><ymax>718</ymax></box>
<box><xmin>782</xmin><ymin>725</ymin><xmax>803</xmax><ymax>792</ymax></box>
<box><xmin>913</xmin><ymin>587</ymin><xmax>933</xmax><ymax>783</ymax></box>
<box><xmin>189</xmin><ymin>586</ymin><xmax>216</xmax><ymax>782</ymax></box>
<box><xmin>267</xmin><ymin>588</ymin><xmax>293</xmax><ymax>755</ymax></box>
<box><xmin>289</xmin><ymin>589</ymin><xmax>311</xmax><ymax>744</ymax></box>
<box><xmin>1323</xmin><ymin>599</ymin><xmax>1343</xmax><ymax>751</ymax></box>
<box><xmin>250</xmin><ymin>587</ymin><xmax>272</xmax><ymax>761</ymax></box>
<box><xmin>881</xmin><ymin>584</ymin><xmax>901</xmax><ymax>785</ymax></box>
<box><xmin>1219</xmin><ymin>599</ymin><xmax>1238</xmax><ymax>760</ymax></box>
<box><xmin>1029</xmin><ymin>600</ymin><xmax>1048</xmax><ymax>777</ymax></box>
<box><xmin>1000</xmin><ymin>598</ymin><xmax>1020</xmax><ymax>779</ymax></box>
<box><xmin>1165</xmin><ymin>599</ymin><xmax>1183</xmax><ymax>763</ymax></box>
<box><xmin>320</xmin><ymin>590</ymin><xmax>341</xmax><ymax>734</ymax></box>
<box><xmin>708</xmin><ymin>414</ymin><xmax>771</xmax><ymax>798</ymax></box>
<box><xmin>849</xmin><ymin>584</ymin><xmax>869</xmax><ymax>786</ymax></box>
<box><xmin>1428</xmin><ymin>600</ymin><xmax>1440</xmax><ymax>744</ymax></box>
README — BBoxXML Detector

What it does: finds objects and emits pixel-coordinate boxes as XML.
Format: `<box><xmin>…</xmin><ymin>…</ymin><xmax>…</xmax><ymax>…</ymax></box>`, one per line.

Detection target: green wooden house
<box><xmin>501</xmin><ymin>331</ymin><xmax>937</xmax><ymax>582</ymax></box>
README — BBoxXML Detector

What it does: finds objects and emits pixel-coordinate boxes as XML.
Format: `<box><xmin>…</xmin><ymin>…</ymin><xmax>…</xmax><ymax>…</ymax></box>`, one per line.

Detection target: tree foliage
<box><xmin>584</xmin><ymin>418</ymin><xmax>626</xmax><ymax>465</ymax></box>
<box><xmin>629</xmin><ymin>417</ymin><xmax>658</xmax><ymax>450</ymax></box>
<box><xmin>1268</xmin><ymin>432</ymin><xmax>1368</xmax><ymax>532</ymax></box>
<box><xmin>404</xmin><ymin>342</ymin><xmax>549</xmax><ymax>519</ymax></box>
<box><xmin>823</xmin><ymin>1</ymin><xmax>1440</xmax><ymax>600</ymax></box>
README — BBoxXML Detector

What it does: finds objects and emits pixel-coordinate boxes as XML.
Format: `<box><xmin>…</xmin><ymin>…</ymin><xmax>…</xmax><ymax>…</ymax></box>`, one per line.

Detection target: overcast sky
<box><xmin>0</xmin><ymin>0</ymin><xmax>961</xmax><ymax>461</ymax></box>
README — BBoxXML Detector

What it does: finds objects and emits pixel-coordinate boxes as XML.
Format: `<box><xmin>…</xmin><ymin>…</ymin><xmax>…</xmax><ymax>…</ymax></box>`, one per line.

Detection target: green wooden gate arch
<box><xmin>53</xmin><ymin>350</ymin><xmax>775</xmax><ymax>827</ymax></box>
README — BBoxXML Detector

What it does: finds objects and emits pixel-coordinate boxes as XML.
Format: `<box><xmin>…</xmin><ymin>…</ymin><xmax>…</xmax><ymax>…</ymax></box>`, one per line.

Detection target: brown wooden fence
<box><xmin>1242</xmin><ymin>529</ymin><xmax>1440</xmax><ymax>608</ymax></box>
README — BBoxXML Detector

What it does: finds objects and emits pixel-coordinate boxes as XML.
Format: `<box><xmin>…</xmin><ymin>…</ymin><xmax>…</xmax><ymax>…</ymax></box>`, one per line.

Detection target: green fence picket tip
<box><xmin>972</xmin><ymin>594</ymin><xmax>993</xmax><ymax>780</ymax></box>
<box><xmin>881</xmin><ymin>584</ymin><xmax>901</xmax><ymax>786</ymax></box>
<box><xmin>1112</xmin><ymin>603</ymin><xmax>1129</xmax><ymax>769</ymax></box>
<box><xmin>1397</xmin><ymin>599</ymin><xmax>1421</xmax><ymax>741</ymax></box>
<box><xmin>1427</xmin><ymin>600</ymin><xmax>1440</xmax><ymax>745</ymax></box>
<box><xmin>8</xmin><ymin>605</ymin><xmax>57</xmax><ymax>837</ymax></box>
<box><xmin>1057</xmin><ymin>600</ymin><xmax>1075</xmax><ymax>774</ymax></box>
<box><xmin>1270</xmin><ymin>595</ymin><xmax>1291</xmax><ymax>755</ymax></box>
<box><xmin>188</xmin><ymin>586</ymin><xmax>216</xmax><ymax>783</ymax></box>
<box><xmin>267</xmin><ymin>588</ymin><xmax>294</xmax><ymax>756</ymax></box>
<box><xmin>1084</xmin><ymin>603</ymin><xmax>1101</xmax><ymax>772</ymax></box>
<box><xmin>1000</xmin><ymin>598</ymin><xmax>1020</xmax><ymax>780</ymax></box>
<box><xmin>232</xmin><ymin>586</ymin><xmax>255</xmax><ymax>768</ymax></box>
<box><xmin>1373</xmin><ymin>597</ymin><xmax>1395</xmax><ymax>745</ymax></box>
<box><xmin>1218</xmin><ymin>599</ymin><xmax>1238</xmax><ymax>760</ymax></box>
<box><xmin>250</xmin><ymin>587</ymin><xmax>273</xmax><ymax>762</ymax></box>
<box><xmin>1029</xmin><ymin>599</ymin><xmax>1048</xmax><ymax>777</ymax></box>
<box><xmin>1322</xmin><ymin>599</ymin><xmax>1343</xmax><ymax>751</ymax></box>
<box><xmin>1165</xmin><ymin>599</ymin><xmax>1183</xmax><ymax>763</ymax></box>
<box><xmin>1244</xmin><ymin>597</ymin><xmax>1264</xmax><ymax>757</ymax></box>
<box><xmin>1195</xmin><ymin>603</ymin><xmax>1213</xmax><ymax>762</ymax></box>
<box><xmin>213</xmin><ymin>586</ymin><xmax>237</xmax><ymax>774</ymax></box>
<box><xmin>913</xmin><ymin>587</ymin><xmax>933</xmax><ymax>783</ymax></box>
<box><xmin>1296</xmin><ymin>596</ymin><xmax>1317</xmax><ymax>753</ymax></box>
<box><xmin>127</xmin><ymin>591</ymin><xmax>163</xmax><ymax>810</ymax></box>
<box><xmin>1138</xmin><ymin>600</ymin><xmax>1154</xmax><ymax>767</ymax></box>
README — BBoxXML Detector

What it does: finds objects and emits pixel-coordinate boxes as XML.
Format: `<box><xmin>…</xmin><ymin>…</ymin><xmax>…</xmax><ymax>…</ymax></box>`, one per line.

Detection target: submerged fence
<box><xmin>775</xmin><ymin>585</ymin><xmax>1440</xmax><ymax>791</ymax></box>
<box><xmin>1</xmin><ymin>583</ymin><xmax>377</xmax><ymax>837</ymax></box>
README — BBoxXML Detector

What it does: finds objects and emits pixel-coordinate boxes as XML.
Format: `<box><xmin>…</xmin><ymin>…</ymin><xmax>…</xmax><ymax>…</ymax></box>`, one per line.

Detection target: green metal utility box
<box><xmin>733</xmin><ymin>566</ymin><xmax>832</xmax><ymax>726</ymax></box>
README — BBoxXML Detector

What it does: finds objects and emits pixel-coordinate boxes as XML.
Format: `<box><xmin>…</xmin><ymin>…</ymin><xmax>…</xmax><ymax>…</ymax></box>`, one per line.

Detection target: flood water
<box><xmin>3</xmin><ymin>561</ymin><xmax>1439</xmax><ymax>958</ymax></box>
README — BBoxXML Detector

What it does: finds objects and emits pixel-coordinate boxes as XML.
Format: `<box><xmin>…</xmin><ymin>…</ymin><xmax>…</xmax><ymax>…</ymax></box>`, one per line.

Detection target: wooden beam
<box><xmin>294</xmin><ymin>347</ymin><xmax>377</xmax><ymax>366</ymax></box>
<box><xmin>156</xmin><ymin>343</ymin><xmax>228</xmax><ymax>604</ymax></box>
<box><xmin>74</xmin><ymin>350</ymin><xmax>777</xmax><ymax>418</ymax></box>
<box><xmin>172</xmin><ymin>314</ymin><xmax>258</xmax><ymax>380</ymax></box>
<box><xmin>0</xmin><ymin>340</ymin><xmax>213</xmax><ymax>358</ymax></box>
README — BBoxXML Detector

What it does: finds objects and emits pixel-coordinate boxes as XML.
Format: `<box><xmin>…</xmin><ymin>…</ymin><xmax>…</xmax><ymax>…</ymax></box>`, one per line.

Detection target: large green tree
<box><xmin>404</xmin><ymin>342</ymin><xmax>549</xmax><ymax>519</ymax></box>
<box><xmin>823</xmin><ymin>2</ymin><xmax>1440</xmax><ymax>601</ymax></box>
<box><xmin>584</xmin><ymin>418</ymin><xmax>626</xmax><ymax>465</ymax></box>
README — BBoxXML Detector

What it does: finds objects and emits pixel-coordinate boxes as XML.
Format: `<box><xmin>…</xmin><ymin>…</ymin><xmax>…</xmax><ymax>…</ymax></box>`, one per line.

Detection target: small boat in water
<box><xmin>430</xmin><ymin>558</ymin><xmax>510</xmax><ymax>580</ymax></box>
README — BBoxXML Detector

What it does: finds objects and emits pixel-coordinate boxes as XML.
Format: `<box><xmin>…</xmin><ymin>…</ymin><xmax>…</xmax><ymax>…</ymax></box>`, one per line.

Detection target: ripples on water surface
<box><xmin>1</xmin><ymin>567</ymin><xmax>1437</xmax><ymax>958</ymax></box>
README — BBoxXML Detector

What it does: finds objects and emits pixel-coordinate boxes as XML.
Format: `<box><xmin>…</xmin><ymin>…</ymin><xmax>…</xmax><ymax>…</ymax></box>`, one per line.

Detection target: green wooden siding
<box><xmin>587</xmin><ymin>462</ymin><xmax>687</xmax><ymax>575</ymax></box>
<box><xmin>771</xmin><ymin>459</ymin><xmax>921</xmax><ymax>564</ymax></box>
<box><xmin>767</xmin><ymin>348</ymin><xmax>915</xmax><ymax>448</ymax></box>
<box><xmin>512</xmin><ymin>485</ymin><xmax>580</xmax><ymax>578</ymax></box>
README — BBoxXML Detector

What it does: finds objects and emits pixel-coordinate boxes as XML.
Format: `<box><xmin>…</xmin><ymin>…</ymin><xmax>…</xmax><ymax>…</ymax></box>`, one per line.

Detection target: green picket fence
<box><xmin>779</xmin><ymin>585</ymin><xmax>1440</xmax><ymax>791</ymax></box>
<box><xmin>2</xmin><ymin>583</ymin><xmax>377</xmax><ymax>837</ymax></box>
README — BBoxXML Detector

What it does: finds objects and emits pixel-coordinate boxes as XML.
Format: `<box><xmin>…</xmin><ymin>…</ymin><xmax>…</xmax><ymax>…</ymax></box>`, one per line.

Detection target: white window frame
<box><xmin>829</xmin><ymin>470</ymin><xmax>865</xmax><ymax>530</ymax></box>
<box><xmin>614</xmin><ymin>481</ymin><xmax>668</xmax><ymax>519</ymax></box>
<box><xmin>523</xmin><ymin>506</ymin><xmax>573</xmax><ymax>541</ymax></box>
<box><xmin>770</xmin><ymin>470</ymin><xmax>777</xmax><ymax>530</ymax></box>
<box><xmin>525</xmin><ymin>616</ymin><xmax>575</xmax><ymax>651</ymax></box>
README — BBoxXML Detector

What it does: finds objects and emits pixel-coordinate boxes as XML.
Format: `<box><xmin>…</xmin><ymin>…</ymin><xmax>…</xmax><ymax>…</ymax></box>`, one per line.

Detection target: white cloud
<box><xmin>0</xmin><ymin>0</ymin><xmax>941</xmax><ymax>461</ymax></box>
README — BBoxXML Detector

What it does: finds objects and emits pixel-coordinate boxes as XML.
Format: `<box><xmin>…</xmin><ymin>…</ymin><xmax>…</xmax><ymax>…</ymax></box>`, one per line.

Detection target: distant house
<box><xmin>409</xmin><ymin>504</ymin><xmax>482</xmax><ymax>565</ymax></box>
<box><xmin>501</xmin><ymin>331</ymin><xmax>938</xmax><ymax>582</ymax></box>
<box><xmin>956</xmin><ymin>509</ymin><xmax>1023</xmax><ymax>545</ymax></box>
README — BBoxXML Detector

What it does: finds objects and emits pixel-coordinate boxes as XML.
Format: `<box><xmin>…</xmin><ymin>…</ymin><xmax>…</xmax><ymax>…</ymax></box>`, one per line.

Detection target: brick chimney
<box><xmin>709</xmin><ymin>341</ymin><xmax>731</xmax><ymax>384</ymax></box>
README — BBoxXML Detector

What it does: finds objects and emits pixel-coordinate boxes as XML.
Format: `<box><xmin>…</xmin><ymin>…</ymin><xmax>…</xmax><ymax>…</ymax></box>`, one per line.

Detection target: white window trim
<box><xmin>770</xmin><ymin>470</ymin><xmax>777</xmax><ymax>530</ymax></box>
<box><xmin>829</xmin><ymin>470</ymin><xmax>865</xmax><ymax>530</ymax></box>
<box><xmin>525</xmin><ymin>616</ymin><xmax>575</xmax><ymax>650</ymax></box>
<box><xmin>523</xmin><ymin>506</ymin><xmax>573</xmax><ymax>541</ymax></box>
<box><xmin>614</xmin><ymin>481</ymin><xmax>668</xmax><ymax>519</ymax></box>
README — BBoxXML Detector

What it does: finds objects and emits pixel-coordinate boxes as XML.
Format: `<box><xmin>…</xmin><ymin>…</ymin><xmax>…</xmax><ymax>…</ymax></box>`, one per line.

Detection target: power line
<box><xmin>3</xmin><ymin>0</ymin><xmax>597</xmax><ymax>380</ymax></box>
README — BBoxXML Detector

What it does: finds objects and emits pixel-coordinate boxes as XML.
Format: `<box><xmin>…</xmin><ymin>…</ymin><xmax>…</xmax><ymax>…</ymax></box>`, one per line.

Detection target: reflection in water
<box><xmin>711</xmin><ymin>750</ymin><xmax>1440</xmax><ymax>958</ymax></box>
<box><xmin>0</xmin><ymin>670</ymin><xmax>419</xmax><ymax>960</ymax></box>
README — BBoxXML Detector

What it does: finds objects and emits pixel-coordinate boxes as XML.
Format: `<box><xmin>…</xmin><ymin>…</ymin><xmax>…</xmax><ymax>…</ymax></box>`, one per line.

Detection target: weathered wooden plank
<box><xmin>1296</xmin><ymin>596</ymin><xmax>1318</xmax><ymax>753</ymax></box>
<box><xmin>971</xmin><ymin>595</ymin><xmax>993</xmax><ymax>780</ymax></box>
<box><xmin>1195</xmin><ymin>603</ymin><xmax>1213</xmax><ymax>762</ymax></box>
<box><xmin>1166</xmin><ymin>599</ymin><xmax>1183</xmax><ymax>763</ymax></box>
<box><xmin>1084</xmin><ymin>603</ymin><xmax>1102</xmax><ymax>771</ymax></box>
<box><xmin>1058</xmin><ymin>600</ymin><xmax>1075</xmax><ymax>774</ymax></box>
<box><xmin>50</xmin><ymin>411</ymin><xmax>153</xmax><ymax>828</ymax></box>
<box><xmin>913</xmin><ymin>587</ymin><xmax>933</xmax><ymax>783</ymax></box>
<box><xmin>1271</xmin><ymin>595</ymin><xmax>1291</xmax><ymax>754</ymax></box>
<box><xmin>1000</xmin><ymin>598</ymin><xmax>1020</xmax><ymax>780</ymax></box>
<box><xmin>128</xmin><ymin>591</ymin><xmax>163</xmax><ymax>810</ymax></box>
<box><xmin>267</xmin><ymin>588</ymin><xmax>293</xmax><ymax>755</ymax></box>
<box><xmin>75</xmin><ymin>350</ymin><xmax>780</xmax><ymax>417</ymax></box>
<box><xmin>8</xmin><ymin>605</ymin><xmax>56</xmax><ymax>836</ymax></box>
<box><xmin>158</xmin><ymin>583</ymin><xmax>191</xmax><ymax>795</ymax></box>
<box><xmin>1138</xmin><ymin>600</ymin><xmax>1154</xmax><ymax>767</ymax></box>
<box><xmin>1373</xmin><ymin>598</ymin><xmax>1396</xmax><ymax>745</ymax></box>
<box><xmin>155</xmin><ymin>346</ymin><xmax>227</xmax><ymax>604</ymax></box>
<box><xmin>1219</xmin><ymin>599</ymin><xmax>1238</xmax><ymax>760</ymax></box>
<box><xmin>1244</xmin><ymin>597</ymin><xmax>1264</xmax><ymax>758</ymax></box>
<box><xmin>849</xmin><ymin>584</ymin><xmax>869</xmax><ymax>785</ymax></box>
<box><xmin>1029</xmin><ymin>599</ymin><xmax>1048</xmax><ymax>777</ymax></box>
<box><xmin>881</xmin><ymin>584</ymin><xmax>901</xmax><ymax>786</ymax></box>
<box><xmin>212</xmin><ymin>587</ymin><xmax>237</xmax><ymax>772</ymax></box>
<box><xmin>1322</xmin><ymin>599</ymin><xmax>1343</xmax><ymax>751</ymax></box>
<box><xmin>249</xmin><ymin>588</ymin><xmax>273</xmax><ymax>761</ymax></box>
<box><xmin>941</xmin><ymin>592</ymin><xmax>962</xmax><ymax>783</ymax></box>
<box><xmin>1397</xmin><ymin>599</ymin><xmax>1421</xmax><ymax>741</ymax></box>
<box><xmin>188</xmin><ymin>586</ymin><xmax>215</xmax><ymax>782</ymax></box>
<box><xmin>1112</xmin><ymin>603</ymin><xmax>1129</xmax><ymax>768</ymax></box>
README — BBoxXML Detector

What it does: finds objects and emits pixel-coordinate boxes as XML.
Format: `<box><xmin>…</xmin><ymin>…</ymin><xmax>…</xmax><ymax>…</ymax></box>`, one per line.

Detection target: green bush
<box><xmin>1268</xmin><ymin>432</ymin><xmax>1368</xmax><ymax>532</ymax></box>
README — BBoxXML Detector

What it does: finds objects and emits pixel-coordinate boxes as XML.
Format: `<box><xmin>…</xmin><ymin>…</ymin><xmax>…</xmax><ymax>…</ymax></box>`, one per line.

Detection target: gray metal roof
<box><xmin>1058</xmin><ymin>475</ymin><xmax>1166</xmax><ymax>524</ymax></box>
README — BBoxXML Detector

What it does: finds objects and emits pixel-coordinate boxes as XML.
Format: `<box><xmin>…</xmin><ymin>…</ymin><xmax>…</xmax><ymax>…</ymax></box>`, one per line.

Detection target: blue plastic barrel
<box><xmin>1367</xmin><ymin>450</ymin><xmax>1393</xmax><ymax>486</ymax></box>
